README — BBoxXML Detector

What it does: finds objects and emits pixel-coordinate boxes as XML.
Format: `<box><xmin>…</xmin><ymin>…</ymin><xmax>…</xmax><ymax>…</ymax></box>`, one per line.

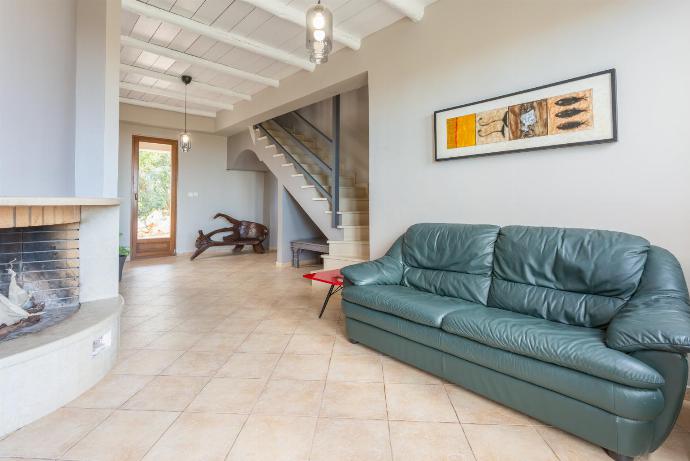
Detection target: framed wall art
<box><xmin>434</xmin><ymin>69</ymin><xmax>617</xmax><ymax>161</ymax></box>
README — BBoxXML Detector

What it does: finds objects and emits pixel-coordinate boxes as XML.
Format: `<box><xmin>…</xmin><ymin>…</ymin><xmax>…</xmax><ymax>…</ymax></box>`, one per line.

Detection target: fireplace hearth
<box><xmin>0</xmin><ymin>223</ymin><xmax>80</xmax><ymax>341</ymax></box>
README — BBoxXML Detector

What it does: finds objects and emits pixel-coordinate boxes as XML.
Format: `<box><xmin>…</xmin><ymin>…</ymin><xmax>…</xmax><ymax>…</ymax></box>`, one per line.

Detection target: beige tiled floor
<box><xmin>1</xmin><ymin>252</ymin><xmax>689</xmax><ymax>461</ymax></box>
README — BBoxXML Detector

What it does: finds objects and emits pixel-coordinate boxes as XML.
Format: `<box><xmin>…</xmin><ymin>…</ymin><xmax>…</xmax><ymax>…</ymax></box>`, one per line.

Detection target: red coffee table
<box><xmin>303</xmin><ymin>269</ymin><xmax>344</xmax><ymax>318</ymax></box>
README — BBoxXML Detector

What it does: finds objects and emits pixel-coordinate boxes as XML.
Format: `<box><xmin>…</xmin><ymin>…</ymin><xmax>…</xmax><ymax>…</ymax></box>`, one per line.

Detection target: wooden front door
<box><xmin>131</xmin><ymin>135</ymin><xmax>178</xmax><ymax>259</ymax></box>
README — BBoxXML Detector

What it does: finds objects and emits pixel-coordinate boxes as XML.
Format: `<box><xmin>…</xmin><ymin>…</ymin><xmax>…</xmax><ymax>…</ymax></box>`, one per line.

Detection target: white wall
<box><xmin>119</xmin><ymin>122</ymin><xmax>268</xmax><ymax>254</ymax></box>
<box><xmin>0</xmin><ymin>0</ymin><xmax>77</xmax><ymax>196</ymax></box>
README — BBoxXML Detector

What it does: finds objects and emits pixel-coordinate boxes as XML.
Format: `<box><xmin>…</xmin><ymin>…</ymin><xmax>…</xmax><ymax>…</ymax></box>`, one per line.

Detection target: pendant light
<box><xmin>180</xmin><ymin>75</ymin><xmax>192</xmax><ymax>152</ymax></box>
<box><xmin>306</xmin><ymin>1</ymin><xmax>333</xmax><ymax>64</ymax></box>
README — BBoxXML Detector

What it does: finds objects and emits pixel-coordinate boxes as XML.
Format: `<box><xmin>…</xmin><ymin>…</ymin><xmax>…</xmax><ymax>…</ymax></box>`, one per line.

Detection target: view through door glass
<box><xmin>137</xmin><ymin>141</ymin><xmax>173</xmax><ymax>240</ymax></box>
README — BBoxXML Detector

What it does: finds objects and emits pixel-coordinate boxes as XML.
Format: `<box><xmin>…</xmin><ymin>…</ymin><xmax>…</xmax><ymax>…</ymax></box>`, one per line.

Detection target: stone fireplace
<box><xmin>0</xmin><ymin>197</ymin><xmax>121</xmax><ymax>437</ymax></box>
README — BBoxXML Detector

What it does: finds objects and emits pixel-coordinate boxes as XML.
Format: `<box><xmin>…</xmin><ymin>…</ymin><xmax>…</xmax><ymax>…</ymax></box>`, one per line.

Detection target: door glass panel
<box><xmin>137</xmin><ymin>142</ymin><xmax>173</xmax><ymax>240</ymax></box>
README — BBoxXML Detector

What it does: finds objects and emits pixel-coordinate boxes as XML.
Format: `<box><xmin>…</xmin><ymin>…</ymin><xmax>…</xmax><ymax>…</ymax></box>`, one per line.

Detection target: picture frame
<box><xmin>433</xmin><ymin>69</ymin><xmax>617</xmax><ymax>161</ymax></box>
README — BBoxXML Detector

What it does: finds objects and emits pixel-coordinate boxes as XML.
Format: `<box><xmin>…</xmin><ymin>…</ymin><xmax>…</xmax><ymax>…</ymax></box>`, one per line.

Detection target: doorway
<box><xmin>131</xmin><ymin>135</ymin><xmax>178</xmax><ymax>259</ymax></box>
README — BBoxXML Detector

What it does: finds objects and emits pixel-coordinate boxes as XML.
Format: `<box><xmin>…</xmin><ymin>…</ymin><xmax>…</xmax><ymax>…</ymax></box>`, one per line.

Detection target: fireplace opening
<box><xmin>0</xmin><ymin>223</ymin><xmax>80</xmax><ymax>341</ymax></box>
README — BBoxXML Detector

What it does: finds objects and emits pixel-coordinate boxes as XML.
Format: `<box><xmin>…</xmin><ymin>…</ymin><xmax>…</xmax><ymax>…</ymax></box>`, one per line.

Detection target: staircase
<box><xmin>250</xmin><ymin>96</ymin><xmax>369</xmax><ymax>270</ymax></box>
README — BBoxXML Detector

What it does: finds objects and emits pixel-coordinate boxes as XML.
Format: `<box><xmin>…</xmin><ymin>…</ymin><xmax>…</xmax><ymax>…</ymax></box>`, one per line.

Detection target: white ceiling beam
<box><xmin>122</xmin><ymin>0</ymin><xmax>315</xmax><ymax>72</ymax></box>
<box><xmin>120</xmin><ymin>97</ymin><xmax>216</xmax><ymax>118</ymax></box>
<box><xmin>121</xmin><ymin>35</ymin><xmax>279</xmax><ymax>87</ymax></box>
<box><xmin>120</xmin><ymin>64</ymin><xmax>252</xmax><ymax>101</ymax></box>
<box><xmin>239</xmin><ymin>0</ymin><xmax>361</xmax><ymax>50</ymax></box>
<box><xmin>120</xmin><ymin>81</ymin><xmax>234</xmax><ymax>110</ymax></box>
<box><xmin>380</xmin><ymin>0</ymin><xmax>425</xmax><ymax>22</ymax></box>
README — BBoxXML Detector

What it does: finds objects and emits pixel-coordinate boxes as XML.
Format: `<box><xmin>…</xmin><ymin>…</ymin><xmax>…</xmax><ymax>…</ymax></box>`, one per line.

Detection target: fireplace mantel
<box><xmin>0</xmin><ymin>197</ymin><xmax>119</xmax><ymax>206</ymax></box>
<box><xmin>0</xmin><ymin>197</ymin><xmax>120</xmax><ymax>229</ymax></box>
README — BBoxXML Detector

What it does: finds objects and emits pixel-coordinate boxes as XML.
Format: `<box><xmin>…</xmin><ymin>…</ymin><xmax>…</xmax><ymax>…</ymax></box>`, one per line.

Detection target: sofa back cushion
<box><xmin>488</xmin><ymin>226</ymin><xmax>649</xmax><ymax>327</ymax></box>
<box><xmin>402</xmin><ymin>223</ymin><xmax>500</xmax><ymax>304</ymax></box>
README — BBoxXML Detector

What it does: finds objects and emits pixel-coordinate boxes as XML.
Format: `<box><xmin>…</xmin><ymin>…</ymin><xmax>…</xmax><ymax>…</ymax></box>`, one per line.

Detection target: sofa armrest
<box><xmin>341</xmin><ymin>236</ymin><xmax>404</xmax><ymax>286</ymax></box>
<box><xmin>607</xmin><ymin>295</ymin><xmax>690</xmax><ymax>353</ymax></box>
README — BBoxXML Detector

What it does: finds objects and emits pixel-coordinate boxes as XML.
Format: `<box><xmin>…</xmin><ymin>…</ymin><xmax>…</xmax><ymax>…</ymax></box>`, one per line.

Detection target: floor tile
<box><xmin>111</xmin><ymin>349</ymin><xmax>184</xmax><ymax>375</ymax></box>
<box><xmin>67</xmin><ymin>374</ymin><xmax>153</xmax><ymax>409</ymax></box>
<box><xmin>213</xmin><ymin>318</ymin><xmax>262</xmax><ymax>334</ymax></box>
<box><xmin>445</xmin><ymin>384</ymin><xmax>541</xmax><ymax>425</ymax></box>
<box><xmin>142</xmin><ymin>412</ymin><xmax>245</xmax><ymax>461</ymax></box>
<box><xmin>123</xmin><ymin>375</ymin><xmax>208</xmax><ymax>411</ymax></box>
<box><xmin>62</xmin><ymin>410</ymin><xmax>178</xmax><ymax>461</ymax></box>
<box><xmin>537</xmin><ymin>427</ymin><xmax>611</xmax><ymax>461</ymax></box>
<box><xmin>271</xmin><ymin>354</ymin><xmax>331</xmax><ymax>381</ymax></box>
<box><xmin>253</xmin><ymin>319</ymin><xmax>300</xmax><ymax>334</ymax></box>
<box><xmin>162</xmin><ymin>351</ymin><xmax>230</xmax><ymax>376</ymax></box>
<box><xmin>327</xmin><ymin>354</ymin><xmax>383</xmax><ymax>382</ymax></box>
<box><xmin>128</xmin><ymin>315</ymin><xmax>184</xmax><ymax>332</ymax></box>
<box><xmin>463</xmin><ymin>424</ymin><xmax>557</xmax><ymax>461</ymax></box>
<box><xmin>310</xmin><ymin>418</ymin><xmax>392</xmax><ymax>461</ymax></box>
<box><xmin>320</xmin><ymin>381</ymin><xmax>387</xmax><ymax>420</ymax></box>
<box><xmin>119</xmin><ymin>330</ymin><xmax>163</xmax><ymax>350</ymax></box>
<box><xmin>253</xmin><ymin>379</ymin><xmax>325</xmax><ymax>416</ymax></box>
<box><xmin>294</xmin><ymin>319</ymin><xmax>340</xmax><ymax>336</ymax></box>
<box><xmin>226</xmin><ymin>414</ymin><xmax>316</xmax><ymax>461</ymax></box>
<box><xmin>332</xmin><ymin>336</ymin><xmax>379</xmax><ymax>355</ymax></box>
<box><xmin>189</xmin><ymin>333</ymin><xmax>247</xmax><ymax>353</ymax></box>
<box><xmin>144</xmin><ymin>331</ymin><xmax>203</xmax><ymax>350</ymax></box>
<box><xmin>172</xmin><ymin>317</ymin><xmax>224</xmax><ymax>333</ymax></box>
<box><xmin>284</xmin><ymin>334</ymin><xmax>335</xmax><ymax>355</ymax></box>
<box><xmin>0</xmin><ymin>408</ymin><xmax>111</xmax><ymax>459</ymax></box>
<box><xmin>215</xmin><ymin>353</ymin><xmax>280</xmax><ymax>379</ymax></box>
<box><xmin>386</xmin><ymin>383</ymin><xmax>457</xmax><ymax>422</ymax></box>
<box><xmin>381</xmin><ymin>357</ymin><xmax>442</xmax><ymax>384</ymax></box>
<box><xmin>238</xmin><ymin>333</ymin><xmax>292</xmax><ymax>353</ymax></box>
<box><xmin>187</xmin><ymin>377</ymin><xmax>265</xmax><ymax>413</ymax></box>
<box><xmin>389</xmin><ymin>421</ymin><xmax>475</xmax><ymax>461</ymax></box>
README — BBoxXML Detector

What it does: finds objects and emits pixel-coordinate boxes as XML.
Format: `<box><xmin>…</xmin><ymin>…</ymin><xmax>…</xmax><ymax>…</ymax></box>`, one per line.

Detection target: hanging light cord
<box><xmin>184</xmin><ymin>84</ymin><xmax>187</xmax><ymax>133</ymax></box>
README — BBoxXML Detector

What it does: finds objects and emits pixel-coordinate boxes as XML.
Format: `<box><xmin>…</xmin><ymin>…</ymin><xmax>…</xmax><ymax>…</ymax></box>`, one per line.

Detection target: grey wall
<box><xmin>227</xmin><ymin>130</ymin><xmax>268</xmax><ymax>172</ymax></box>
<box><xmin>119</xmin><ymin>122</ymin><xmax>269</xmax><ymax>254</ymax></box>
<box><xmin>74</xmin><ymin>0</ymin><xmax>120</xmax><ymax>198</ymax></box>
<box><xmin>277</xmin><ymin>187</ymin><xmax>324</xmax><ymax>265</ymax></box>
<box><xmin>297</xmin><ymin>87</ymin><xmax>369</xmax><ymax>184</ymax></box>
<box><xmin>213</xmin><ymin>0</ymin><xmax>690</xmax><ymax>285</ymax></box>
<box><xmin>263</xmin><ymin>173</ymin><xmax>278</xmax><ymax>250</ymax></box>
<box><xmin>0</xmin><ymin>0</ymin><xmax>77</xmax><ymax>196</ymax></box>
<box><xmin>366</xmin><ymin>0</ymin><xmax>690</xmax><ymax>281</ymax></box>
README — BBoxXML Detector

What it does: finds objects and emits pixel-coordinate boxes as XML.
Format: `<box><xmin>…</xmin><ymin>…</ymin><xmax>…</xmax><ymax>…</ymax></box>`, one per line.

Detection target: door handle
<box><xmin>134</xmin><ymin>192</ymin><xmax>138</xmax><ymax>201</ymax></box>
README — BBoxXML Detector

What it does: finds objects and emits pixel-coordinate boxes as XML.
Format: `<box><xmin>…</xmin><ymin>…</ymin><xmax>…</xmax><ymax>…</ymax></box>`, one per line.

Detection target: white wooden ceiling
<box><xmin>120</xmin><ymin>0</ymin><xmax>437</xmax><ymax>118</ymax></box>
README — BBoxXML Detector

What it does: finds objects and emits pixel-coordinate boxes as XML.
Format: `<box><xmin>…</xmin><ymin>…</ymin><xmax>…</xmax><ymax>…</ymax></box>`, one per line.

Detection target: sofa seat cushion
<box><xmin>441</xmin><ymin>308</ymin><xmax>664</xmax><ymax>389</ymax></box>
<box><xmin>342</xmin><ymin>284</ymin><xmax>480</xmax><ymax>328</ymax></box>
<box><xmin>343</xmin><ymin>301</ymin><xmax>665</xmax><ymax>420</ymax></box>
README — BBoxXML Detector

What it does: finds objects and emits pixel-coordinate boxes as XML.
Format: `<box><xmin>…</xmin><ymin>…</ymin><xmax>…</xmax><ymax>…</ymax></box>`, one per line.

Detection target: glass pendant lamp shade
<box><xmin>180</xmin><ymin>132</ymin><xmax>191</xmax><ymax>152</ymax></box>
<box><xmin>306</xmin><ymin>2</ymin><xmax>333</xmax><ymax>64</ymax></box>
<box><xmin>180</xmin><ymin>75</ymin><xmax>192</xmax><ymax>152</ymax></box>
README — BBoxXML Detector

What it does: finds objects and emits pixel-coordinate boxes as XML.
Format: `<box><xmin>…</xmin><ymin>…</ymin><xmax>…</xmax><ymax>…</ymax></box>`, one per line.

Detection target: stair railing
<box><xmin>256</xmin><ymin>94</ymin><xmax>341</xmax><ymax>228</ymax></box>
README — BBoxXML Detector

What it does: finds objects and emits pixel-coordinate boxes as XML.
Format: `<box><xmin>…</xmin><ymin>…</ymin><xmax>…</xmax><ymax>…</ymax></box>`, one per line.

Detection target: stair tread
<box><xmin>337</xmin><ymin>225</ymin><xmax>369</xmax><ymax>229</ymax></box>
<box><xmin>327</xmin><ymin>240</ymin><xmax>369</xmax><ymax>244</ymax></box>
<box><xmin>321</xmin><ymin>255</ymin><xmax>367</xmax><ymax>262</ymax></box>
<box><xmin>325</xmin><ymin>211</ymin><xmax>368</xmax><ymax>214</ymax></box>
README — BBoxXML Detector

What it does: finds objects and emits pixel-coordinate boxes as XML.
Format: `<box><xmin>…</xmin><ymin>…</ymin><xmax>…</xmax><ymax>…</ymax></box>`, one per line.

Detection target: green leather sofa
<box><xmin>340</xmin><ymin>223</ymin><xmax>690</xmax><ymax>461</ymax></box>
